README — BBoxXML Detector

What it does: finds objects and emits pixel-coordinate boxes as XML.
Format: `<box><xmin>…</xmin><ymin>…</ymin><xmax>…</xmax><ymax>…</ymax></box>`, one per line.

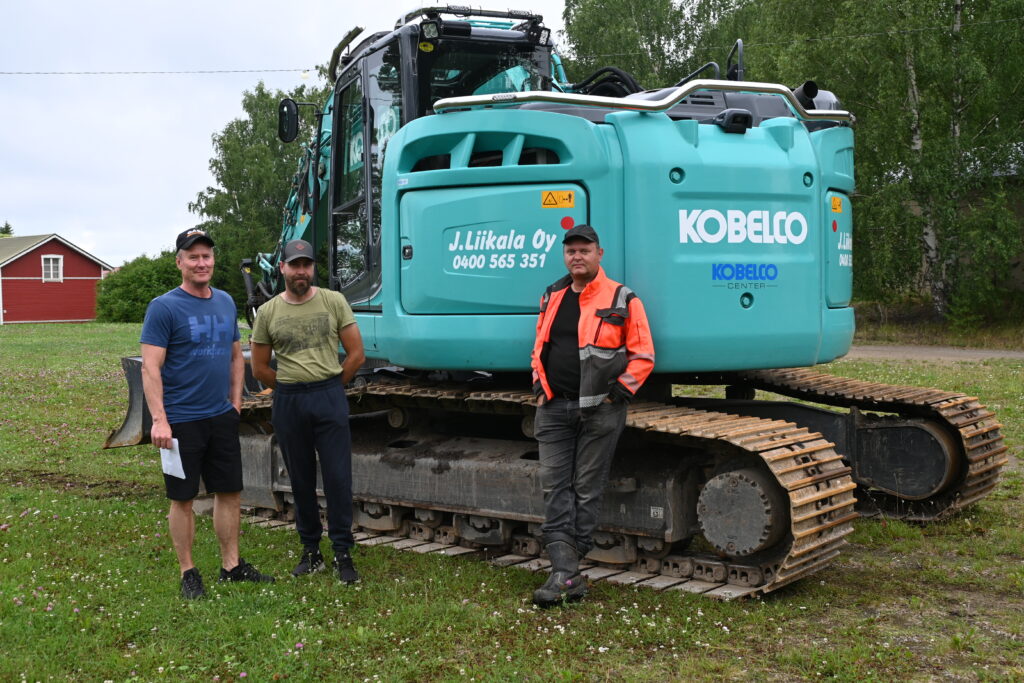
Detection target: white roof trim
<box><xmin>0</xmin><ymin>234</ymin><xmax>114</xmax><ymax>271</ymax></box>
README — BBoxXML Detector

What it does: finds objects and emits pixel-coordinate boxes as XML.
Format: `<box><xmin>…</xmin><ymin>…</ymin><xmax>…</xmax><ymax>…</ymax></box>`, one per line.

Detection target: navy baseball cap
<box><xmin>282</xmin><ymin>239</ymin><xmax>315</xmax><ymax>263</ymax></box>
<box><xmin>176</xmin><ymin>228</ymin><xmax>214</xmax><ymax>250</ymax></box>
<box><xmin>562</xmin><ymin>224</ymin><xmax>599</xmax><ymax>245</ymax></box>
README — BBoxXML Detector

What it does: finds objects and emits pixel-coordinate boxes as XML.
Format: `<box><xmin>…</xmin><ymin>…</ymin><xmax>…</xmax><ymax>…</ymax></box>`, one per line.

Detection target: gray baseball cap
<box><xmin>282</xmin><ymin>239</ymin><xmax>315</xmax><ymax>263</ymax></box>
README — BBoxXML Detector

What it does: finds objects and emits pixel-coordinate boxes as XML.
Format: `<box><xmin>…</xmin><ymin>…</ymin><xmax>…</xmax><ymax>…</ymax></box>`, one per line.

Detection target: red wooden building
<box><xmin>0</xmin><ymin>234</ymin><xmax>113</xmax><ymax>324</ymax></box>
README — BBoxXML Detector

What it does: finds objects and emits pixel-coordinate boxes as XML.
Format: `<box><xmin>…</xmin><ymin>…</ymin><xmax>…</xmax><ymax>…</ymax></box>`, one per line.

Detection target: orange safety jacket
<box><xmin>531</xmin><ymin>267</ymin><xmax>655</xmax><ymax>408</ymax></box>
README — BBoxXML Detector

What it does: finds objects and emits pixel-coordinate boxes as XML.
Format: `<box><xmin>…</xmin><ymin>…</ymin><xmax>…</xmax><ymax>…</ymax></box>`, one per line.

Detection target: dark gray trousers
<box><xmin>534</xmin><ymin>398</ymin><xmax>627</xmax><ymax>555</ymax></box>
<box><xmin>272</xmin><ymin>376</ymin><xmax>354</xmax><ymax>553</ymax></box>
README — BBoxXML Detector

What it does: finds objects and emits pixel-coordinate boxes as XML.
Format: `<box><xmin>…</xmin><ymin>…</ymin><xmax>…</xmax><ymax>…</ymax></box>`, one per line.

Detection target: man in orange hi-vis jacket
<box><xmin>529</xmin><ymin>224</ymin><xmax>655</xmax><ymax>607</ymax></box>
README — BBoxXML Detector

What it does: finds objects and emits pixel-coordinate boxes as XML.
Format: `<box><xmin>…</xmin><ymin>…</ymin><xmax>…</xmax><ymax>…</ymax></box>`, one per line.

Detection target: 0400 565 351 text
<box><xmin>451</xmin><ymin>252</ymin><xmax>548</xmax><ymax>271</ymax></box>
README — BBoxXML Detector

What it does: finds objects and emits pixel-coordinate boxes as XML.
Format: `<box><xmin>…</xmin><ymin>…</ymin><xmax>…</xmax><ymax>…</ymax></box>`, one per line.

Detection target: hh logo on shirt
<box><xmin>188</xmin><ymin>315</ymin><xmax>234</xmax><ymax>356</ymax></box>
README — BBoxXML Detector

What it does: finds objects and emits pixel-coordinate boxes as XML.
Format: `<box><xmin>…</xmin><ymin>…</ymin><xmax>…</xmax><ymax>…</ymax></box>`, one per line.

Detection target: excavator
<box><xmin>106</xmin><ymin>7</ymin><xmax>1007</xmax><ymax>598</ymax></box>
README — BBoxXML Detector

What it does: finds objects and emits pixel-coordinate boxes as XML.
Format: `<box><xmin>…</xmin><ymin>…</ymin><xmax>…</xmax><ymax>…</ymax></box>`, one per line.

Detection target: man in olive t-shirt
<box><xmin>250</xmin><ymin>239</ymin><xmax>366</xmax><ymax>583</ymax></box>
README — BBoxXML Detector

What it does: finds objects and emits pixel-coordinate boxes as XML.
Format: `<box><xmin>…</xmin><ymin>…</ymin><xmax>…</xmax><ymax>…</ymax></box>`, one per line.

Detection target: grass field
<box><xmin>1</xmin><ymin>322</ymin><xmax>1022</xmax><ymax>681</ymax></box>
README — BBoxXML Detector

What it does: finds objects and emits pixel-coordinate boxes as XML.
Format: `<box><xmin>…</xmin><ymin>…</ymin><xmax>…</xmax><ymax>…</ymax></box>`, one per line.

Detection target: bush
<box><xmin>96</xmin><ymin>251</ymin><xmax>180</xmax><ymax>322</ymax></box>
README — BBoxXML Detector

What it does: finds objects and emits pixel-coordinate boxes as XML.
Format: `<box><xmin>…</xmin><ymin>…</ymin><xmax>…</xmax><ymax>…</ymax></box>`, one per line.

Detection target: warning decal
<box><xmin>831</xmin><ymin>196</ymin><xmax>843</xmax><ymax>213</ymax></box>
<box><xmin>542</xmin><ymin>190</ymin><xmax>575</xmax><ymax>208</ymax></box>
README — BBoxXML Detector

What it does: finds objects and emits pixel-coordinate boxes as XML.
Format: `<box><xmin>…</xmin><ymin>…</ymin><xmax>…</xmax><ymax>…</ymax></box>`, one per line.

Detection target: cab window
<box><xmin>331</xmin><ymin>76</ymin><xmax>367</xmax><ymax>290</ymax></box>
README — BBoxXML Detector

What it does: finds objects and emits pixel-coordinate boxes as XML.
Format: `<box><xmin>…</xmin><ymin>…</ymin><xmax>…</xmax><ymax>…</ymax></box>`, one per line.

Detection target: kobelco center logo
<box><xmin>680</xmin><ymin>210</ymin><xmax>808</xmax><ymax>245</ymax></box>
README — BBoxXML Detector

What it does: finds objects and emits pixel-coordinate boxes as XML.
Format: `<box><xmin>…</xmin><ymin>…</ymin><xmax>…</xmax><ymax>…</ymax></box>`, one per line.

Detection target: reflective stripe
<box><xmin>579</xmin><ymin>393</ymin><xmax>607</xmax><ymax>409</ymax></box>
<box><xmin>626</xmin><ymin>352</ymin><xmax>654</xmax><ymax>362</ymax></box>
<box><xmin>579</xmin><ymin>345</ymin><xmax>625</xmax><ymax>361</ymax></box>
<box><xmin>620</xmin><ymin>372</ymin><xmax>641</xmax><ymax>392</ymax></box>
<box><xmin>614</xmin><ymin>285</ymin><xmax>634</xmax><ymax>309</ymax></box>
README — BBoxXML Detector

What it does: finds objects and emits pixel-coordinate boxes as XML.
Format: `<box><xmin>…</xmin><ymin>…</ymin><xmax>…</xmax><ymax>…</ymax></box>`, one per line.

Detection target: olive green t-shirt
<box><xmin>250</xmin><ymin>288</ymin><xmax>356</xmax><ymax>384</ymax></box>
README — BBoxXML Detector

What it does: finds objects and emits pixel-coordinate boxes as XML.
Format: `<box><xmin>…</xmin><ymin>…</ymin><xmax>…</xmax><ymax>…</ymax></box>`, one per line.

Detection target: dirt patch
<box><xmin>0</xmin><ymin>469</ymin><xmax>158</xmax><ymax>498</ymax></box>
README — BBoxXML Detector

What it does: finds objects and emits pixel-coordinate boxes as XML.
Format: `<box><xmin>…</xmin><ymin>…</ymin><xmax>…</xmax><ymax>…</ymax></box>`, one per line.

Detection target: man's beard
<box><xmin>286</xmin><ymin>275</ymin><xmax>311</xmax><ymax>297</ymax></box>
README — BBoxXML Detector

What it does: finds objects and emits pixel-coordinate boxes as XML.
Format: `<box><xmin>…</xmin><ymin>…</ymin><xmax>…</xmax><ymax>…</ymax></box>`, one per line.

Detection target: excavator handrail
<box><xmin>434</xmin><ymin>78</ymin><xmax>854</xmax><ymax>124</ymax></box>
<box><xmin>395</xmin><ymin>5</ymin><xmax>542</xmax><ymax>29</ymax></box>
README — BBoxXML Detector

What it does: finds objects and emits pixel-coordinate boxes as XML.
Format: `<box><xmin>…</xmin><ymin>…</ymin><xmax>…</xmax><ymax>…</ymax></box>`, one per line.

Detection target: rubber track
<box><xmin>739</xmin><ymin>368</ymin><xmax>1009</xmax><ymax>521</ymax></box>
<box><xmin>346</xmin><ymin>381</ymin><xmax>858</xmax><ymax>598</ymax></box>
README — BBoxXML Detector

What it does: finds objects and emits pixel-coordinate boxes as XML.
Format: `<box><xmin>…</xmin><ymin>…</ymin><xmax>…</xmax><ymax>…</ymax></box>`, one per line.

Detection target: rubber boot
<box><xmin>532</xmin><ymin>541</ymin><xmax>588</xmax><ymax>607</ymax></box>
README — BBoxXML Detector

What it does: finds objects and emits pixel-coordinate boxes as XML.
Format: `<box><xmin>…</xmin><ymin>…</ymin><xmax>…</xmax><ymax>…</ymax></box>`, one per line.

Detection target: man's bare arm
<box><xmin>230</xmin><ymin>340</ymin><xmax>244</xmax><ymax>412</ymax></box>
<box><xmin>339</xmin><ymin>323</ymin><xmax>365</xmax><ymax>385</ymax></box>
<box><xmin>250</xmin><ymin>342</ymin><xmax>276</xmax><ymax>390</ymax></box>
<box><xmin>140</xmin><ymin>343</ymin><xmax>173</xmax><ymax>449</ymax></box>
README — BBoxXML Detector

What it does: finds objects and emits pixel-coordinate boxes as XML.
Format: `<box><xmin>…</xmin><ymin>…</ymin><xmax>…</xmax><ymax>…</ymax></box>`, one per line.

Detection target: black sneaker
<box><xmin>219</xmin><ymin>558</ymin><xmax>275</xmax><ymax>583</ymax></box>
<box><xmin>291</xmin><ymin>547</ymin><xmax>325</xmax><ymax>577</ymax></box>
<box><xmin>334</xmin><ymin>550</ymin><xmax>359</xmax><ymax>584</ymax></box>
<box><xmin>180</xmin><ymin>567</ymin><xmax>205</xmax><ymax>600</ymax></box>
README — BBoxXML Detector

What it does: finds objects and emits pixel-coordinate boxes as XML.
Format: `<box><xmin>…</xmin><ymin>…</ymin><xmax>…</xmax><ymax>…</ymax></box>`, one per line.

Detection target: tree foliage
<box><xmin>564</xmin><ymin>0</ymin><xmax>1024</xmax><ymax>324</ymax></box>
<box><xmin>561</xmin><ymin>0</ymin><xmax>688</xmax><ymax>87</ymax></box>
<box><xmin>188</xmin><ymin>80</ymin><xmax>331</xmax><ymax>305</ymax></box>
<box><xmin>95</xmin><ymin>251</ymin><xmax>179</xmax><ymax>323</ymax></box>
<box><xmin>0</xmin><ymin>221</ymin><xmax>12</xmax><ymax>236</ymax></box>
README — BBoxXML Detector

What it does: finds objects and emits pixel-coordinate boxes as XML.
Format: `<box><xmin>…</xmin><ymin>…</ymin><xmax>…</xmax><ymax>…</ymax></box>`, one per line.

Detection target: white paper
<box><xmin>160</xmin><ymin>438</ymin><xmax>186</xmax><ymax>479</ymax></box>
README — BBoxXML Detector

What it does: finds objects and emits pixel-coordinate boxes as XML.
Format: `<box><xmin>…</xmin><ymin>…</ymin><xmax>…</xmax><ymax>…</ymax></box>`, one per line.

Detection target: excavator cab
<box><xmin>329</xmin><ymin>19</ymin><xmax>554</xmax><ymax>308</ymax></box>
<box><xmin>241</xmin><ymin>7</ymin><xmax>557</xmax><ymax>317</ymax></box>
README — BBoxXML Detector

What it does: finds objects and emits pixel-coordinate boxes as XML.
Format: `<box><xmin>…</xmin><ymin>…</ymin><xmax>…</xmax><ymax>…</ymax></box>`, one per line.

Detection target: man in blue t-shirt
<box><xmin>140</xmin><ymin>228</ymin><xmax>274</xmax><ymax>599</ymax></box>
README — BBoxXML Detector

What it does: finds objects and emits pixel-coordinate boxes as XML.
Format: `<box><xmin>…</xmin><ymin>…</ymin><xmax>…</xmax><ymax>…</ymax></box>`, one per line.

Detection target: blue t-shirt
<box><xmin>140</xmin><ymin>287</ymin><xmax>240</xmax><ymax>424</ymax></box>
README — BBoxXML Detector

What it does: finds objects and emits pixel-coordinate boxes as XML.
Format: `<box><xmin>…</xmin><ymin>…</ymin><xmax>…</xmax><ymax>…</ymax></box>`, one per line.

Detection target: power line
<box><xmin>0</xmin><ymin>68</ymin><xmax>312</xmax><ymax>76</ymax></box>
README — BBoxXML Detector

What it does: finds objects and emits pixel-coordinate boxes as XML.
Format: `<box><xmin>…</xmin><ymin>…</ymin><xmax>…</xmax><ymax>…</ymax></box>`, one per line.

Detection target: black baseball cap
<box><xmin>562</xmin><ymin>224</ymin><xmax>599</xmax><ymax>245</ymax></box>
<box><xmin>176</xmin><ymin>228</ymin><xmax>215</xmax><ymax>251</ymax></box>
<box><xmin>282</xmin><ymin>239</ymin><xmax>315</xmax><ymax>263</ymax></box>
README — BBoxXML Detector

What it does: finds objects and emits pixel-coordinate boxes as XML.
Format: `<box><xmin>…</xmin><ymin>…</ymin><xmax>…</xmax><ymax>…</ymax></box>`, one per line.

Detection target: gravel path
<box><xmin>845</xmin><ymin>344</ymin><xmax>1024</xmax><ymax>362</ymax></box>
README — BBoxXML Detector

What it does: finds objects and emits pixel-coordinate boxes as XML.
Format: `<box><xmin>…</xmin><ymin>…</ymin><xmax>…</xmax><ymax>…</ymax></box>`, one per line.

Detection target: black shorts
<box><xmin>165</xmin><ymin>408</ymin><xmax>243</xmax><ymax>501</ymax></box>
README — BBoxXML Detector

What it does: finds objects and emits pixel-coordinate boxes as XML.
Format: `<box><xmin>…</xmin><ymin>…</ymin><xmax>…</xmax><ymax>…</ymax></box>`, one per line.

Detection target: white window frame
<box><xmin>41</xmin><ymin>254</ymin><xmax>64</xmax><ymax>282</ymax></box>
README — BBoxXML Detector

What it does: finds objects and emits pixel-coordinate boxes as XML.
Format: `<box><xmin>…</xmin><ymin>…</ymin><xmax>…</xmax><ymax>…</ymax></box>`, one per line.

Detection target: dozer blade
<box><xmin>104</xmin><ymin>356</ymin><xmax>151</xmax><ymax>448</ymax></box>
<box><xmin>104</xmin><ymin>351</ymin><xmax>270</xmax><ymax>449</ymax></box>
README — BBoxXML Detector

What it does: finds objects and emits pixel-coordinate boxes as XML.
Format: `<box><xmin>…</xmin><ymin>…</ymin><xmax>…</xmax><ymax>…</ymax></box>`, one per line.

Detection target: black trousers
<box><xmin>534</xmin><ymin>399</ymin><xmax>627</xmax><ymax>555</ymax></box>
<box><xmin>272</xmin><ymin>376</ymin><xmax>354</xmax><ymax>552</ymax></box>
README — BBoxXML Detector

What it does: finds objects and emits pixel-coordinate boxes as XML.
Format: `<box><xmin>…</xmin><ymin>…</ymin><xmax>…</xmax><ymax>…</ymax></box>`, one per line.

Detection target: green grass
<box><xmin>1</xmin><ymin>323</ymin><xmax>1023</xmax><ymax>680</ymax></box>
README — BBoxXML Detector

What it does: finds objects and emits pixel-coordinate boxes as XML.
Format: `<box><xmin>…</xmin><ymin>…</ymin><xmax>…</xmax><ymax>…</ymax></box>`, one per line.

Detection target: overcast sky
<box><xmin>0</xmin><ymin>1</ymin><xmax>566</xmax><ymax>267</ymax></box>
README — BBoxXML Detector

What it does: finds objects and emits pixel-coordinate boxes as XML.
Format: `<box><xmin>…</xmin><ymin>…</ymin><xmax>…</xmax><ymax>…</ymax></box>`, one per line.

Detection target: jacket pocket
<box><xmin>593</xmin><ymin>307</ymin><xmax>628</xmax><ymax>346</ymax></box>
